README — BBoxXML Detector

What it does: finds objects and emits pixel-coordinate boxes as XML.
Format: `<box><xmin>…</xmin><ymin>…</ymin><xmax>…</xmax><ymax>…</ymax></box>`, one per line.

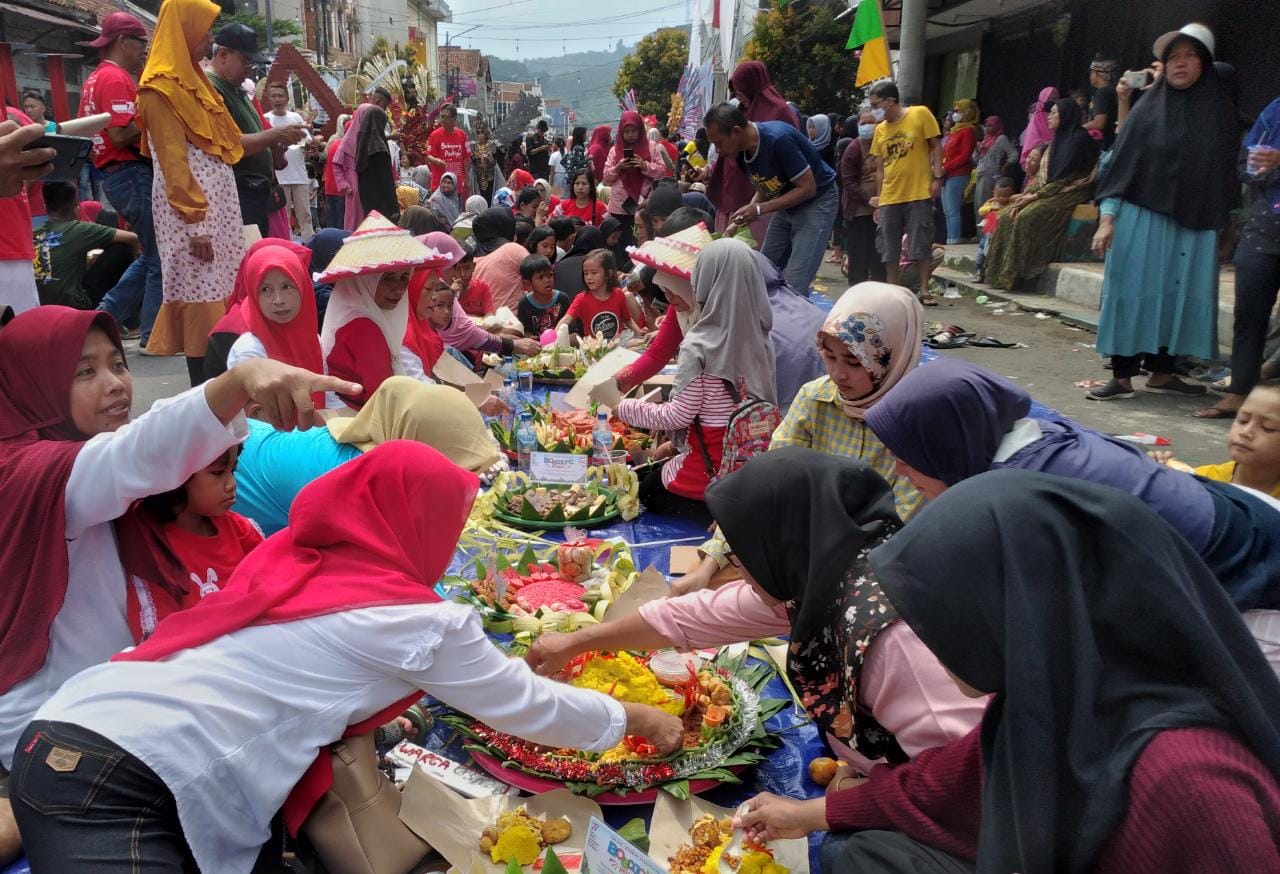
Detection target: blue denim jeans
<box><xmin>98</xmin><ymin>162</ymin><xmax>162</xmax><ymax>342</ymax></box>
<box><xmin>760</xmin><ymin>183</ymin><xmax>840</xmax><ymax>296</ymax></box>
<box><xmin>942</xmin><ymin>174</ymin><xmax>967</xmax><ymax>243</ymax></box>
<box><xmin>325</xmin><ymin>194</ymin><xmax>345</xmax><ymax>229</ymax></box>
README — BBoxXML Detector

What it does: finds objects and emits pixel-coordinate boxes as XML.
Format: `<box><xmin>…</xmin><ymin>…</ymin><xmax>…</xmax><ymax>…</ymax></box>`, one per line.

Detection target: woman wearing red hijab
<box><xmin>587</xmin><ymin>124</ymin><xmax>612</xmax><ymax>181</ymax></box>
<box><xmin>603</xmin><ymin>111</ymin><xmax>667</xmax><ymax>247</ymax></box>
<box><xmin>707</xmin><ymin>60</ymin><xmax>799</xmax><ymax>239</ymax></box>
<box><xmin>0</xmin><ymin>307</ymin><xmax>354</xmax><ymax>862</ymax></box>
<box><xmin>12</xmin><ymin>442</ymin><xmax>684</xmax><ymax>873</ymax></box>
<box><xmin>226</xmin><ymin>245</ymin><xmax>327</xmax><ymax>410</ymax></box>
<box><xmin>401</xmin><ymin>230</ymin><xmax>462</xmax><ymax>377</ymax></box>
<box><xmin>205</xmin><ymin>238</ymin><xmax>314</xmax><ymax>381</ymax></box>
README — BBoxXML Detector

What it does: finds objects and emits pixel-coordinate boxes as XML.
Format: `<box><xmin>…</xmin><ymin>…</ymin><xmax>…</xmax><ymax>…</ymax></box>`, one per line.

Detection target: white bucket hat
<box><xmin>1153</xmin><ymin>23</ymin><xmax>1215</xmax><ymax>61</ymax></box>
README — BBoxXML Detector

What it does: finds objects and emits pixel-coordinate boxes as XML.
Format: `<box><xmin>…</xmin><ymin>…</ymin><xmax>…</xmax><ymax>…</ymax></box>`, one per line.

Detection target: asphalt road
<box><xmin>125</xmin><ymin>274</ymin><xmax>1234</xmax><ymax>468</ymax></box>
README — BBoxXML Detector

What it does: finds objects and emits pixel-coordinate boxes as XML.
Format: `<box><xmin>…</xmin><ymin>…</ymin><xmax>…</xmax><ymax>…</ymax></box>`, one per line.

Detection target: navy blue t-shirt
<box><xmin>737</xmin><ymin>121</ymin><xmax>837</xmax><ymax>202</ymax></box>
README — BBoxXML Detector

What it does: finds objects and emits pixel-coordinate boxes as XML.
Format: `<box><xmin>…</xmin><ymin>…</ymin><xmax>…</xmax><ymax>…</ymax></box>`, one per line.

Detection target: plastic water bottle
<box><xmin>591</xmin><ymin>411</ymin><xmax>613</xmax><ymax>468</ymax></box>
<box><xmin>516</xmin><ymin>411</ymin><xmax>536</xmax><ymax>473</ymax></box>
<box><xmin>501</xmin><ymin>375</ymin><xmax>517</xmax><ymax>428</ymax></box>
<box><xmin>501</xmin><ymin>355</ymin><xmax>516</xmax><ymax>381</ymax></box>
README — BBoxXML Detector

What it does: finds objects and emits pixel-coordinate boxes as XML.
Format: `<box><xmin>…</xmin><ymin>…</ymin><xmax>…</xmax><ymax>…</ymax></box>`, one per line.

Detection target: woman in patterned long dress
<box><xmin>136</xmin><ymin>0</ymin><xmax>246</xmax><ymax>386</ymax></box>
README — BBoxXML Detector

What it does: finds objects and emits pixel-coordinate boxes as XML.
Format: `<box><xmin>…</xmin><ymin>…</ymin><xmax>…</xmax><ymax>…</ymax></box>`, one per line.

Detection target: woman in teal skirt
<box><xmin>1088</xmin><ymin>23</ymin><xmax>1237</xmax><ymax>401</ymax></box>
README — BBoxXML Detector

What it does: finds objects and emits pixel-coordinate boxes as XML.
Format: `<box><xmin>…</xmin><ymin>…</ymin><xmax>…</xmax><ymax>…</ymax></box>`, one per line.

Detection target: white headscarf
<box><xmin>320</xmin><ymin>272</ymin><xmax>409</xmax><ymax>376</ymax></box>
<box><xmin>674</xmin><ymin>238</ymin><xmax>777</xmax><ymax>405</ymax></box>
<box><xmin>819</xmin><ymin>282</ymin><xmax>924</xmax><ymax>420</ymax></box>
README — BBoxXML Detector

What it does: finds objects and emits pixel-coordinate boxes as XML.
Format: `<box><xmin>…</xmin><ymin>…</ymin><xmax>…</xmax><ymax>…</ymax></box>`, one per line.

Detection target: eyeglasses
<box><xmin>124</xmin><ymin>36</ymin><xmax>148</xmax><ymax>48</ymax></box>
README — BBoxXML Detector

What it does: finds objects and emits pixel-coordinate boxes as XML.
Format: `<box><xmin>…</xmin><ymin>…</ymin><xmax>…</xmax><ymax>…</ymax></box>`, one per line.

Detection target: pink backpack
<box><xmin>693</xmin><ymin>379</ymin><xmax>782</xmax><ymax>486</ymax></box>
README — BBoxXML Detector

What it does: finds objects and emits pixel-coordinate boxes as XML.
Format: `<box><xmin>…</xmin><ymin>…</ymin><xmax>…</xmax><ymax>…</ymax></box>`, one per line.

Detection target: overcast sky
<box><xmin>441</xmin><ymin>0</ymin><xmax>691</xmax><ymax>60</ymax></box>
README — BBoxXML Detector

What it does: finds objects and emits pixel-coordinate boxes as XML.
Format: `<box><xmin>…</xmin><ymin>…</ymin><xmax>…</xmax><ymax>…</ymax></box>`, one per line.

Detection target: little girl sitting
<box><xmin>559</xmin><ymin>248</ymin><xmax>643</xmax><ymax>341</ymax></box>
<box><xmin>128</xmin><ymin>446</ymin><xmax>264</xmax><ymax>641</ymax></box>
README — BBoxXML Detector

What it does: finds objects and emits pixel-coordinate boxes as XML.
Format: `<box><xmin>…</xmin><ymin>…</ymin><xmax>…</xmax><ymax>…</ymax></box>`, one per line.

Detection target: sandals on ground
<box><xmin>1192</xmin><ymin>404</ymin><xmax>1240</xmax><ymax>419</ymax></box>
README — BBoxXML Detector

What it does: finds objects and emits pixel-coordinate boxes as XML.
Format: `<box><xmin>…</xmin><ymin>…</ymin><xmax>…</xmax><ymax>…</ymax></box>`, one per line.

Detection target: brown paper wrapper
<box><xmin>400</xmin><ymin>768</ymin><xmax>602</xmax><ymax>873</ymax></box>
<box><xmin>648</xmin><ymin>794</ymin><xmax>810</xmax><ymax>874</ymax></box>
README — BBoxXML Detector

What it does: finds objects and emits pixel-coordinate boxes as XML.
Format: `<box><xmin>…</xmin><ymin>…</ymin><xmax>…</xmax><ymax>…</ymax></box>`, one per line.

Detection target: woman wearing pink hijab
<box><xmin>602</xmin><ymin>111</ymin><xmax>666</xmax><ymax>247</ymax></box>
<box><xmin>1019</xmin><ymin>86</ymin><xmax>1059</xmax><ymax>169</ymax></box>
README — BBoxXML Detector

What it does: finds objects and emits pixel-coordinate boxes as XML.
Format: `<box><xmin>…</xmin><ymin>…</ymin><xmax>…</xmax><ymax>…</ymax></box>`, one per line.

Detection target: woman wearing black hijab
<box><xmin>470</xmin><ymin>207</ymin><xmax>529</xmax><ymax>312</ymax></box>
<box><xmin>526</xmin><ymin>449</ymin><xmax>985</xmax><ymax>773</ymax></box>
<box><xmin>1089</xmin><ymin>24</ymin><xmax>1237</xmax><ymax>402</ymax></box>
<box><xmin>983</xmin><ymin>97</ymin><xmax>1098</xmax><ymax>290</ymax></box>
<box><xmin>353</xmin><ymin>106</ymin><xmax>398</xmax><ymax>224</ymax></box>
<box><xmin>553</xmin><ymin>225</ymin><xmax>605</xmax><ymax>299</ymax></box>
<box><xmin>738</xmin><ymin>470</ymin><xmax>1280</xmax><ymax>873</ymax></box>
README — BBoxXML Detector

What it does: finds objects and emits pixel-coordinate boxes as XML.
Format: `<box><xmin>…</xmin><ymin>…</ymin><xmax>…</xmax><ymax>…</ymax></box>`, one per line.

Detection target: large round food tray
<box><xmin>493</xmin><ymin>505</ymin><xmax>621</xmax><ymax>530</ymax></box>
<box><xmin>468</xmin><ymin>751</ymin><xmax>739</xmax><ymax>805</ymax></box>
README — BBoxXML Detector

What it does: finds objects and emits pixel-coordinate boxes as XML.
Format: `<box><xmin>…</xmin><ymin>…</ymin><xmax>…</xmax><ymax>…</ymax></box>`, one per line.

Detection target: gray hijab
<box><xmin>427</xmin><ymin>172</ymin><xmax>462</xmax><ymax>226</ymax></box>
<box><xmin>674</xmin><ymin>237</ymin><xmax>777</xmax><ymax>405</ymax></box>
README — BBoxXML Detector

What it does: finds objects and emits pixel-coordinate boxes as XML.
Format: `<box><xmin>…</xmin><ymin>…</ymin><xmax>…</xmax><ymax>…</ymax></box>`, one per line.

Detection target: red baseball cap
<box><xmin>81</xmin><ymin>12</ymin><xmax>147</xmax><ymax>48</ymax></box>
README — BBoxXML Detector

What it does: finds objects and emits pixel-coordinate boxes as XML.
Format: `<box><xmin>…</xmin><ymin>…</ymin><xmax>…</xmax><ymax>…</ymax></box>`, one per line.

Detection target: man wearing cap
<box><xmin>78</xmin><ymin>11</ymin><xmax>163</xmax><ymax>347</ymax></box>
<box><xmin>208</xmin><ymin>23</ymin><xmax>307</xmax><ymax>237</ymax></box>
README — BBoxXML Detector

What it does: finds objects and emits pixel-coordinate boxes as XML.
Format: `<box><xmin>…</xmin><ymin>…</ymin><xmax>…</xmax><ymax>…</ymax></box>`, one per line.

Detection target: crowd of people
<box><xmin>1</xmin><ymin>4</ymin><xmax>1280</xmax><ymax>872</ymax></box>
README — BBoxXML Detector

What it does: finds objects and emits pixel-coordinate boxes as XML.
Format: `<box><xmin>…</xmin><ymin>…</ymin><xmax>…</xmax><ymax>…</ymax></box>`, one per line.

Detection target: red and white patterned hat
<box><xmin>626</xmin><ymin>222</ymin><xmax>713</xmax><ymax>279</ymax></box>
<box><xmin>315</xmin><ymin>212</ymin><xmax>450</xmax><ymax>284</ymax></box>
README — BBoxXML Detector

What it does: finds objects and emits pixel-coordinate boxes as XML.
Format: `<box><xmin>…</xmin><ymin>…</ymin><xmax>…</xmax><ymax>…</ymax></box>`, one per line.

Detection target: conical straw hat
<box><xmin>627</xmin><ymin>222</ymin><xmax>713</xmax><ymax>279</ymax></box>
<box><xmin>315</xmin><ymin>211</ymin><xmax>450</xmax><ymax>283</ymax></box>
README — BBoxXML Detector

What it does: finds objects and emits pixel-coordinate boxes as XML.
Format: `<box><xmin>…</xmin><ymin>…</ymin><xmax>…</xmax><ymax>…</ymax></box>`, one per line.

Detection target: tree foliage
<box><xmin>613</xmin><ymin>29</ymin><xmax>688</xmax><ymax>119</ymax></box>
<box><xmin>743</xmin><ymin>2</ymin><xmax>864</xmax><ymax>115</ymax></box>
<box><xmin>214</xmin><ymin>12</ymin><xmax>302</xmax><ymax>50</ymax></box>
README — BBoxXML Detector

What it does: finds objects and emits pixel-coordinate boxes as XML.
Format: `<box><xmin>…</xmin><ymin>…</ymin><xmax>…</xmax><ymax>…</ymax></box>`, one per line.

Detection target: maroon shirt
<box><xmin>825</xmin><ymin>725</ymin><xmax>1280</xmax><ymax>872</ymax></box>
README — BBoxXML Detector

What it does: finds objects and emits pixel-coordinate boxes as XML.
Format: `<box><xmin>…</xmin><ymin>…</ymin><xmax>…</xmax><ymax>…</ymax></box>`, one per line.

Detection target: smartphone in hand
<box><xmin>23</xmin><ymin>134</ymin><xmax>92</xmax><ymax>182</ymax></box>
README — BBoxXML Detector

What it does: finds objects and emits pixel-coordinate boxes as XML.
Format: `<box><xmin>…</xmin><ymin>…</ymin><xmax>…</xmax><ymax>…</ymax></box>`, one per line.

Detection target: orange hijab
<box><xmin>138</xmin><ymin>0</ymin><xmax>243</xmax><ymax>163</ymax></box>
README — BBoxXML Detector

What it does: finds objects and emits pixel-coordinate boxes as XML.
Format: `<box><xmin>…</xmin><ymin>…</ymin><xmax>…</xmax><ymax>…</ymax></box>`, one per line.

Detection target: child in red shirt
<box><xmin>450</xmin><ymin>243</ymin><xmax>493</xmax><ymax>317</ymax></box>
<box><xmin>128</xmin><ymin>446</ymin><xmax>264</xmax><ymax>641</ymax></box>
<box><xmin>559</xmin><ymin>248</ymin><xmax>643</xmax><ymax>340</ymax></box>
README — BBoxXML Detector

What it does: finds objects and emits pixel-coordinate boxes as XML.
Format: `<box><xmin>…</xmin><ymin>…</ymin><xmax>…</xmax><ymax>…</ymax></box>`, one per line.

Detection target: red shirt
<box><xmin>323</xmin><ymin>138</ymin><xmax>342</xmax><ymax>196</ymax></box>
<box><xmin>457</xmin><ymin>277</ymin><xmax>494</xmax><ymax>317</ymax></box>
<box><xmin>566</xmin><ymin>287</ymin><xmax>629</xmax><ymax>340</ymax></box>
<box><xmin>555</xmin><ymin>199</ymin><xmax>608</xmax><ymax>226</ymax></box>
<box><xmin>0</xmin><ymin>107</ymin><xmax>33</xmax><ymax>261</ymax></box>
<box><xmin>126</xmin><ymin>512</ymin><xmax>264</xmax><ymax>642</ymax></box>
<box><xmin>427</xmin><ymin>127</ymin><xmax>470</xmax><ymax>194</ymax></box>
<box><xmin>325</xmin><ymin>318</ymin><xmax>395</xmax><ymax>409</ymax></box>
<box><xmin>78</xmin><ymin>60</ymin><xmax>142</xmax><ymax>169</ymax></box>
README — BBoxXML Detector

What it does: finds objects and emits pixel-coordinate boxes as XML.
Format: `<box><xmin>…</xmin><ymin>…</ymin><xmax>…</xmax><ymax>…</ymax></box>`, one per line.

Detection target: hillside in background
<box><xmin>489</xmin><ymin>43</ymin><xmax>631</xmax><ymax>128</ymax></box>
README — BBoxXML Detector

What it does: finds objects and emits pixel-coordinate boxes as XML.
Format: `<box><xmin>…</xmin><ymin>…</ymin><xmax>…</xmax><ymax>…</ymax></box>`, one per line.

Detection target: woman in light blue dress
<box><xmin>1088</xmin><ymin>24</ymin><xmax>1237</xmax><ymax>401</ymax></box>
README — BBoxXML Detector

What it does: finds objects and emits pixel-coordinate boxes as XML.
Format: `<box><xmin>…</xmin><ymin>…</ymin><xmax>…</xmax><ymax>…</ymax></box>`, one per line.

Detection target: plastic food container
<box><xmin>650</xmin><ymin>650</ymin><xmax>705</xmax><ymax>686</ymax></box>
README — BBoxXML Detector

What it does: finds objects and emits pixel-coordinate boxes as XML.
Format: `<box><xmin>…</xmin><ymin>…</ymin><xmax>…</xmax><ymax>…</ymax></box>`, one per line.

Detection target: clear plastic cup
<box><xmin>1248</xmin><ymin>145</ymin><xmax>1277</xmax><ymax>177</ymax></box>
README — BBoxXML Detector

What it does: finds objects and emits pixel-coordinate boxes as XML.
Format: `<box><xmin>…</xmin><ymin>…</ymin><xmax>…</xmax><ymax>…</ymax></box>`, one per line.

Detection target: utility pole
<box><xmin>264</xmin><ymin>0</ymin><xmax>275</xmax><ymax>50</ymax></box>
<box><xmin>898</xmin><ymin>0</ymin><xmax>927</xmax><ymax>105</ymax></box>
<box><xmin>442</xmin><ymin>24</ymin><xmax>480</xmax><ymax>103</ymax></box>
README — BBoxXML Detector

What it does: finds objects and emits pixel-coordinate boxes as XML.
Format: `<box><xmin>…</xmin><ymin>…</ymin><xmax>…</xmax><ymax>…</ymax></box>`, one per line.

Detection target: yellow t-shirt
<box><xmin>1195</xmin><ymin>460</ymin><xmax>1280</xmax><ymax>497</ymax></box>
<box><xmin>870</xmin><ymin>105</ymin><xmax>942</xmax><ymax>206</ymax></box>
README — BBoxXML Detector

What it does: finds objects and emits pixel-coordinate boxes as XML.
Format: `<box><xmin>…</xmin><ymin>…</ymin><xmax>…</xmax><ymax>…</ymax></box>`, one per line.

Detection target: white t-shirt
<box><xmin>267</xmin><ymin>110</ymin><xmax>309</xmax><ymax>185</ymax></box>
<box><xmin>38</xmin><ymin>602</ymin><xmax>626</xmax><ymax>874</ymax></box>
<box><xmin>0</xmin><ymin>387</ymin><xmax>246</xmax><ymax>768</ymax></box>
<box><xmin>226</xmin><ymin>332</ymin><xmax>267</xmax><ymax>369</ymax></box>
<box><xmin>549</xmin><ymin>150</ymin><xmax>564</xmax><ymax>187</ymax></box>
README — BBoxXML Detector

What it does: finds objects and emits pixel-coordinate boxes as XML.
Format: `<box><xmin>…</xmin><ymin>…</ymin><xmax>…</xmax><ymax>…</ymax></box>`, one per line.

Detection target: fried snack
<box><xmin>669</xmin><ymin>815</ymin><xmax>733</xmax><ymax>874</ymax></box>
<box><xmin>480</xmin><ymin>807</ymin><xmax>573</xmax><ymax>865</ymax></box>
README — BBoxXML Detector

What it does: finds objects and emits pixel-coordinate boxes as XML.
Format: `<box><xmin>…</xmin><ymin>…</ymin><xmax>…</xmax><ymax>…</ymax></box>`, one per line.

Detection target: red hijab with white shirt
<box><xmin>0</xmin><ymin>308</ymin><xmax>184</xmax><ymax>693</ymax></box>
<box><xmin>239</xmin><ymin>244</ymin><xmax>326</xmax><ymax>408</ymax></box>
<box><xmin>115</xmin><ymin>440</ymin><xmax>480</xmax><ymax>831</ymax></box>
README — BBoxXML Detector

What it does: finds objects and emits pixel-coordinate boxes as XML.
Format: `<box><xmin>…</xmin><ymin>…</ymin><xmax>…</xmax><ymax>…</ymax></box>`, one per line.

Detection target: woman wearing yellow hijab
<box><xmin>941</xmin><ymin>97</ymin><xmax>981</xmax><ymax>244</ymax></box>
<box><xmin>137</xmin><ymin>0</ymin><xmax>247</xmax><ymax>385</ymax></box>
<box><xmin>233</xmin><ymin>377</ymin><xmax>503</xmax><ymax>534</ymax></box>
